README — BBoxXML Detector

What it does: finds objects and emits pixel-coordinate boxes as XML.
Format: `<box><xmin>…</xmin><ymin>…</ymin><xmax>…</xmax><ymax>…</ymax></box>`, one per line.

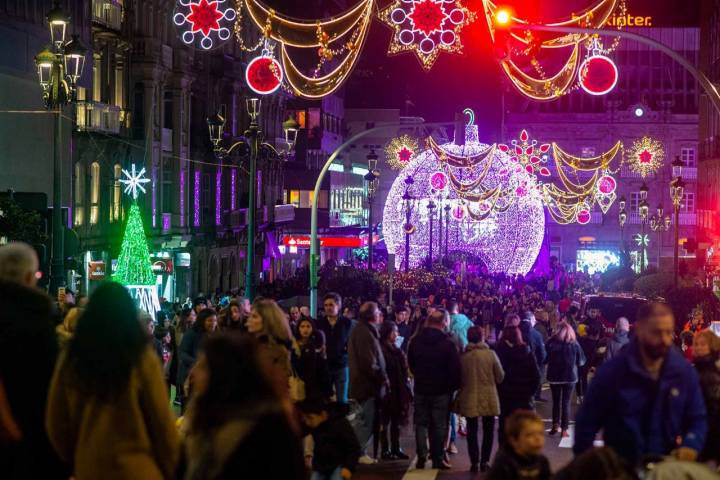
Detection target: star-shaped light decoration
<box><xmin>385</xmin><ymin>135</ymin><xmax>419</xmax><ymax>170</ymax></box>
<box><xmin>498</xmin><ymin>129</ymin><xmax>552</xmax><ymax>178</ymax></box>
<box><xmin>173</xmin><ymin>0</ymin><xmax>236</xmax><ymax>50</ymax></box>
<box><xmin>628</xmin><ymin>136</ymin><xmax>664</xmax><ymax>178</ymax></box>
<box><xmin>120</xmin><ymin>164</ymin><xmax>151</xmax><ymax>200</ymax></box>
<box><xmin>379</xmin><ymin>0</ymin><xmax>476</xmax><ymax>71</ymax></box>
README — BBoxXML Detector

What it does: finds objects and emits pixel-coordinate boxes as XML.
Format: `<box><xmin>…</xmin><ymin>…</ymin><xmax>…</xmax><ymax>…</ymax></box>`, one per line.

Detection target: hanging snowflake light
<box><xmin>498</xmin><ymin>129</ymin><xmax>552</xmax><ymax>178</ymax></box>
<box><xmin>385</xmin><ymin>135</ymin><xmax>419</xmax><ymax>170</ymax></box>
<box><xmin>578</xmin><ymin>37</ymin><xmax>618</xmax><ymax>96</ymax></box>
<box><xmin>120</xmin><ymin>164</ymin><xmax>151</xmax><ymax>200</ymax></box>
<box><xmin>173</xmin><ymin>0</ymin><xmax>236</xmax><ymax>50</ymax></box>
<box><xmin>379</xmin><ymin>0</ymin><xmax>476</xmax><ymax>71</ymax></box>
<box><xmin>628</xmin><ymin>136</ymin><xmax>664</xmax><ymax>177</ymax></box>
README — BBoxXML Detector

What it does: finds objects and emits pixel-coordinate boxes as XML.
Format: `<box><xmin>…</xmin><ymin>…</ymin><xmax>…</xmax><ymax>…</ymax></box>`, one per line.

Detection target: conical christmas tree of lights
<box><xmin>113</xmin><ymin>202</ymin><xmax>154</xmax><ymax>285</ymax></box>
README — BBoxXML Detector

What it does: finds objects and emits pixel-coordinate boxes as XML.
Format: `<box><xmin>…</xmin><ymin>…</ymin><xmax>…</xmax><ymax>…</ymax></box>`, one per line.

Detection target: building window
<box><xmin>74</xmin><ymin>163</ymin><xmax>85</xmax><ymax>226</ymax></box>
<box><xmin>114</xmin><ymin>65</ymin><xmax>124</xmax><ymax>109</ymax></box>
<box><xmin>682</xmin><ymin>192</ymin><xmax>695</xmax><ymax>212</ymax></box>
<box><xmin>163</xmin><ymin>90</ymin><xmax>173</xmax><ymax>130</ymax></box>
<box><xmin>112</xmin><ymin>164</ymin><xmax>121</xmax><ymax>222</ymax></box>
<box><xmin>680</xmin><ymin>147</ymin><xmax>696</xmax><ymax>168</ymax></box>
<box><xmin>92</xmin><ymin>55</ymin><xmax>101</xmax><ymax>102</ymax></box>
<box><xmin>202</xmin><ymin>173</ymin><xmax>210</xmax><ymax>224</ymax></box>
<box><xmin>90</xmin><ymin>162</ymin><xmax>100</xmax><ymax>225</ymax></box>
<box><xmin>630</xmin><ymin>192</ymin><xmax>641</xmax><ymax>213</ymax></box>
<box><xmin>161</xmin><ymin>157</ymin><xmax>173</xmax><ymax>214</ymax></box>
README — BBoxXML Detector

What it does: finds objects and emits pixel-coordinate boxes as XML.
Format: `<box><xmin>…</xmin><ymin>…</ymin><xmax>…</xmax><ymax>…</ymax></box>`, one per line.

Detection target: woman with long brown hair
<box><xmin>246</xmin><ymin>298</ymin><xmax>295</xmax><ymax>382</ymax></box>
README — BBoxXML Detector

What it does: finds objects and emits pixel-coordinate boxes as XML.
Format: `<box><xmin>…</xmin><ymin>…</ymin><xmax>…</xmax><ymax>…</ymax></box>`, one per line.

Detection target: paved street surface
<box><xmin>355</xmin><ymin>387</ymin><xmax>576</xmax><ymax>480</ymax></box>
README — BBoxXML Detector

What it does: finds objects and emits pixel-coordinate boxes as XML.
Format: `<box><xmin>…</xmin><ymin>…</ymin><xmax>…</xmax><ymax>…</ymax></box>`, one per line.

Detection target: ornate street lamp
<box><xmin>207</xmin><ymin>104</ymin><xmax>297</xmax><ymax>299</ymax></box>
<box><xmin>402</xmin><ymin>176</ymin><xmax>414</xmax><ymax>272</ymax></box>
<box><xmin>364</xmin><ymin>149</ymin><xmax>380</xmax><ymax>271</ymax></box>
<box><xmin>444</xmin><ymin>203</ymin><xmax>451</xmax><ymax>259</ymax></box>
<box><xmin>618</xmin><ymin>196</ymin><xmax>627</xmax><ymax>251</ymax></box>
<box><xmin>427</xmin><ymin>200</ymin><xmax>436</xmax><ymax>270</ymax></box>
<box><xmin>34</xmin><ymin>1</ymin><xmax>87</xmax><ymax>294</ymax></box>
<box><xmin>639</xmin><ymin>196</ymin><xmax>649</xmax><ymax>272</ymax></box>
<box><xmin>650</xmin><ymin>204</ymin><xmax>671</xmax><ymax>269</ymax></box>
<box><xmin>670</xmin><ymin>156</ymin><xmax>685</xmax><ymax>288</ymax></box>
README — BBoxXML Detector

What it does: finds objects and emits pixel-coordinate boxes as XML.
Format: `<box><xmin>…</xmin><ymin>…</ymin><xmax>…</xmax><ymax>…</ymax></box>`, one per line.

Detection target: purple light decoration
<box><xmin>193</xmin><ymin>170</ymin><xmax>201</xmax><ymax>227</ymax></box>
<box><xmin>230</xmin><ymin>168</ymin><xmax>237</xmax><ymax>210</ymax></box>
<box><xmin>162</xmin><ymin>213</ymin><xmax>171</xmax><ymax>232</ymax></box>
<box><xmin>179</xmin><ymin>169</ymin><xmax>186</xmax><ymax>227</ymax></box>
<box><xmin>215</xmin><ymin>167</ymin><xmax>222</xmax><ymax>225</ymax></box>
<box><xmin>152</xmin><ymin>167</ymin><xmax>157</xmax><ymax>228</ymax></box>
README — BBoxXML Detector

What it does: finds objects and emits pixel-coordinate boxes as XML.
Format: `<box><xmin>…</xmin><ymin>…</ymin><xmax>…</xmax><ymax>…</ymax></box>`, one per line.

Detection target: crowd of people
<box><xmin>1</xmin><ymin>241</ymin><xmax>719</xmax><ymax>480</ymax></box>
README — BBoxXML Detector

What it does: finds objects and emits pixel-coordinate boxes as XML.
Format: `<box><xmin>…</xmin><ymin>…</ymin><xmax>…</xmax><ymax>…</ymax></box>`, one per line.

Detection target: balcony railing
<box><xmin>76</xmin><ymin>101</ymin><xmax>121</xmax><ymax>134</ymax></box>
<box><xmin>91</xmin><ymin>0</ymin><xmax>123</xmax><ymax>31</ymax></box>
<box><xmin>628</xmin><ymin>212</ymin><xmax>697</xmax><ymax>225</ymax></box>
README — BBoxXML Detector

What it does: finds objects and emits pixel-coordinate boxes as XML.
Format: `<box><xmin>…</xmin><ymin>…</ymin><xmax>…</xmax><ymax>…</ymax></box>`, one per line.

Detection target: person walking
<box><xmin>574</xmin><ymin>302</ymin><xmax>707</xmax><ymax>466</ymax></box>
<box><xmin>520</xmin><ymin>312</ymin><xmax>547</xmax><ymax>402</ymax></box>
<box><xmin>46</xmin><ymin>282</ymin><xmax>179</xmax><ymax>480</ymax></box>
<box><xmin>177</xmin><ymin>309</ymin><xmax>217</xmax><ymax>410</ymax></box>
<box><xmin>495</xmin><ymin>325</ymin><xmax>540</xmax><ymax>445</ymax></box>
<box><xmin>544</xmin><ymin>322</ymin><xmax>585</xmax><ymax>437</ymax></box>
<box><xmin>379</xmin><ymin>321</ymin><xmax>412</xmax><ymax>460</ymax></box>
<box><xmin>448</xmin><ymin>300</ymin><xmax>474</xmax><ymax>350</ymax></box>
<box><xmin>317</xmin><ymin>293</ymin><xmax>354</xmax><ymax>404</ymax></box>
<box><xmin>604</xmin><ymin>317</ymin><xmax>630</xmax><ymax>361</ymax></box>
<box><xmin>247</xmin><ymin>298</ymin><xmax>295</xmax><ymax>382</ymax></box>
<box><xmin>692</xmin><ymin>329</ymin><xmax>720</xmax><ymax>463</ymax></box>
<box><xmin>179</xmin><ymin>334</ymin><xmax>306</xmax><ymax>479</ymax></box>
<box><xmin>456</xmin><ymin>326</ymin><xmax>504</xmax><ymax>473</ymax></box>
<box><xmin>0</xmin><ymin>242</ymin><xmax>69</xmax><ymax>479</ymax></box>
<box><xmin>293</xmin><ymin>318</ymin><xmax>332</xmax><ymax>401</ymax></box>
<box><xmin>348</xmin><ymin>301</ymin><xmax>388</xmax><ymax>464</ymax></box>
<box><xmin>408</xmin><ymin>309</ymin><xmax>462</xmax><ymax>470</ymax></box>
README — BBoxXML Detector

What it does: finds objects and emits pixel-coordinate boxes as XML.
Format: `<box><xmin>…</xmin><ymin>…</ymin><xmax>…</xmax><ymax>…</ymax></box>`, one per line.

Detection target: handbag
<box><xmin>288</xmin><ymin>367</ymin><xmax>306</xmax><ymax>402</ymax></box>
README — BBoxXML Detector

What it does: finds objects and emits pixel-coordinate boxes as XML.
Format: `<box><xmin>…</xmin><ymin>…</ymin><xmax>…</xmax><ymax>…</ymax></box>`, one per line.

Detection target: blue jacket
<box><xmin>520</xmin><ymin>321</ymin><xmax>546</xmax><ymax>367</ymax></box>
<box><xmin>449</xmin><ymin>313</ymin><xmax>474</xmax><ymax>350</ymax></box>
<box><xmin>574</xmin><ymin>339</ymin><xmax>707</xmax><ymax>464</ymax></box>
<box><xmin>544</xmin><ymin>339</ymin><xmax>585</xmax><ymax>383</ymax></box>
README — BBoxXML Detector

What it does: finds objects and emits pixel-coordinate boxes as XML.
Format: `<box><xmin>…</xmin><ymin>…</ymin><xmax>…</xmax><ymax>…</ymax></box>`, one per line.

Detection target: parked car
<box><xmin>580</xmin><ymin>293</ymin><xmax>650</xmax><ymax>335</ymax></box>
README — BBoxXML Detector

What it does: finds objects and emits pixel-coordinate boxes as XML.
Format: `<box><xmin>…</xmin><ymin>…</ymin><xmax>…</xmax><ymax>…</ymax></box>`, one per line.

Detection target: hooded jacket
<box><xmin>449</xmin><ymin>313</ymin><xmax>474</xmax><ymax>349</ymax></box>
<box><xmin>407</xmin><ymin>328</ymin><xmax>462</xmax><ymax>396</ymax></box>
<box><xmin>574</xmin><ymin>339</ymin><xmax>707</xmax><ymax>465</ymax></box>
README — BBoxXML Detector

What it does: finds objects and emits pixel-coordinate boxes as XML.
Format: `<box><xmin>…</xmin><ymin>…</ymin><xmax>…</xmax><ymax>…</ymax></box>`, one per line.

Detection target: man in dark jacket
<box><xmin>574</xmin><ymin>302</ymin><xmax>707</xmax><ymax>466</ymax></box>
<box><xmin>394</xmin><ymin>306</ymin><xmax>414</xmax><ymax>352</ymax></box>
<box><xmin>408</xmin><ymin>309</ymin><xmax>462</xmax><ymax>470</ymax></box>
<box><xmin>520</xmin><ymin>312</ymin><xmax>546</xmax><ymax>401</ymax></box>
<box><xmin>348</xmin><ymin>301</ymin><xmax>387</xmax><ymax>463</ymax></box>
<box><xmin>604</xmin><ymin>317</ymin><xmax>630</xmax><ymax>361</ymax></box>
<box><xmin>0</xmin><ymin>243</ymin><xmax>69</xmax><ymax>479</ymax></box>
<box><xmin>317</xmin><ymin>292</ymin><xmax>355</xmax><ymax>404</ymax></box>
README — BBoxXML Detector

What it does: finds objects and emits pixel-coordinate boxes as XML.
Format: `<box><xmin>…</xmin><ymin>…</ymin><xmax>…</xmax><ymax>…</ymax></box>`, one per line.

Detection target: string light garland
<box><xmin>379</xmin><ymin>0</ymin><xmax>476</xmax><ymax>71</ymax></box>
<box><xmin>173</xmin><ymin>0</ymin><xmax>236</xmax><ymax>50</ymax></box>
<box><xmin>628</xmin><ymin>136</ymin><xmax>665</xmax><ymax>178</ymax></box>
<box><xmin>385</xmin><ymin>135</ymin><xmax>419</xmax><ymax>170</ymax></box>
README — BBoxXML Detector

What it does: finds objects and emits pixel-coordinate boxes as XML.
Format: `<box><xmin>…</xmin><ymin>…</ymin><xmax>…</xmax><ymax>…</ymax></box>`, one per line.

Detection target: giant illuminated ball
<box><xmin>382</xmin><ymin>125</ymin><xmax>545</xmax><ymax>274</ymax></box>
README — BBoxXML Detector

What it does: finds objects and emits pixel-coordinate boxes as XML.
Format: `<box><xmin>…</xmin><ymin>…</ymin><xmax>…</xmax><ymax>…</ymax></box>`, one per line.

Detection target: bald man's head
<box><xmin>0</xmin><ymin>242</ymin><xmax>39</xmax><ymax>287</ymax></box>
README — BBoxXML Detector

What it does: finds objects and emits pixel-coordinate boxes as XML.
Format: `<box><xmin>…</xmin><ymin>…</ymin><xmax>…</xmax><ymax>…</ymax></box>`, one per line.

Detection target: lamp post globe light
<box><xmin>638</xmin><ymin>183</ymin><xmax>650</xmax><ymax>272</ymax></box>
<box><xmin>670</xmin><ymin>156</ymin><xmax>685</xmax><ymax>289</ymax></box>
<box><xmin>34</xmin><ymin>1</ymin><xmax>87</xmax><ymax>295</ymax></box>
<box><xmin>207</xmin><ymin>100</ymin><xmax>296</xmax><ymax>300</ymax></box>
<box><xmin>364</xmin><ymin>150</ymin><xmax>380</xmax><ymax>271</ymax></box>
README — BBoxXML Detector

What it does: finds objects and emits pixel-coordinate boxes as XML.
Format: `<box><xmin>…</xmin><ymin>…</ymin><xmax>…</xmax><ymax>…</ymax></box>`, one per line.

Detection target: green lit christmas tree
<box><xmin>114</xmin><ymin>164</ymin><xmax>154</xmax><ymax>286</ymax></box>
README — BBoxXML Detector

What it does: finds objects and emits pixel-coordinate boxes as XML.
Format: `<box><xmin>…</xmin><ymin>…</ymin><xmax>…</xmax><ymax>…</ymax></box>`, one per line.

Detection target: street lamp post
<box><xmin>618</xmin><ymin>196</ymin><xmax>627</xmax><ymax>256</ymax></box>
<box><xmin>670</xmin><ymin>156</ymin><xmax>685</xmax><ymax>289</ymax></box>
<box><xmin>650</xmin><ymin>205</ymin><xmax>671</xmax><ymax>269</ymax></box>
<box><xmin>364</xmin><ymin>150</ymin><xmax>380</xmax><ymax>271</ymax></box>
<box><xmin>639</xmin><ymin>183</ymin><xmax>650</xmax><ymax>272</ymax></box>
<box><xmin>207</xmin><ymin>104</ymin><xmax>297</xmax><ymax>300</ymax></box>
<box><xmin>35</xmin><ymin>2</ymin><xmax>87</xmax><ymax>295</ymax></box>
<box><xmin>427</xmin><ymin>200</ymin><xmax>436</xmax><ymax>270</ymax></box>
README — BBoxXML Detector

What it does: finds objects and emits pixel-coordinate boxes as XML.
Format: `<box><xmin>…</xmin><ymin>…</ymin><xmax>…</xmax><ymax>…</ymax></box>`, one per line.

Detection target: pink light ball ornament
<box><xmin>597</xmin><ymin>175</ymin><xmax>617</xmax><ymax>195</ymax></box>
<box><xmin>576</xmin><ymin>208</ymin><xmax>591</xmax><ymax>225</ymax></box>
<box><xmin>429</xmin><ymin>171</ymin><xmax>448</xmax><ymax>190</ymax></box>
<box><xmin>578</xmin><ymin>54</ymin><xmax>618</xmax><ymax>96</ymax></box>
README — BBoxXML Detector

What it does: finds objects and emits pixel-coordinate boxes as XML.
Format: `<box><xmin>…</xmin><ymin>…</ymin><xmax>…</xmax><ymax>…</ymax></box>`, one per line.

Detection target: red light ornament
<box><xmin>578</xmin><ymin>39</ymin><xmax>618</xmax><ymax>96</ymax></box>
<box><xmin>174</xmin><ymin>0</ymin><xmax>236</xmax><ymax>50</ymax></box>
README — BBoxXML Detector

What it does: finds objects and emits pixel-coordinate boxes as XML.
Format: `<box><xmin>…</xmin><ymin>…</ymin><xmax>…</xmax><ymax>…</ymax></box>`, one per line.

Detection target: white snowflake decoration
<box><xmin>120</xmin><ymin>164</ymin><xmax>151</xmax><ymax>200</ymax></box>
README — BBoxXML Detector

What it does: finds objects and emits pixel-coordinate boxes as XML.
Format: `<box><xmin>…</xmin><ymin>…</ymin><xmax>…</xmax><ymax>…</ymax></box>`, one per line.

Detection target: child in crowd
<box><xmin>486</xmin><ymin>410</ymin><xmax>551</xmax><ymax>480</ymax></box>
<box><xmin>298</xmin><ymin>398</ymin><xmax>362</xmax><ymax>480</ymax></box>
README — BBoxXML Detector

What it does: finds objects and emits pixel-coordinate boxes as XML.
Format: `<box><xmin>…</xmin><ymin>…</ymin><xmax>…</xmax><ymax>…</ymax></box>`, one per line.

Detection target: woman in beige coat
<box><xmin>46</xmin><ymin>282</ymin><xmax>179</xmax><ymax>480</ymax></box>
<box><xmin>456</xmin><ymin>326</ymin><xmax>504</xmax><ymax>473</ymax></box>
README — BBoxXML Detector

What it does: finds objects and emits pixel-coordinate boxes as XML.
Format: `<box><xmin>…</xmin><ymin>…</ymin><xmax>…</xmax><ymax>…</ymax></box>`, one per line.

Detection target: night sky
<box><xmin>270</xmin><ymin>0</ymin><xmax>699</xmax><ymax>137</ymax></box>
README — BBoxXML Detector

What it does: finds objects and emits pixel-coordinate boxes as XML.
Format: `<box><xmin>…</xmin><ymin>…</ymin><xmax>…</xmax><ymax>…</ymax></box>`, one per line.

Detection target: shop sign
<box><xmin>152</xmin><ymin>258</ymin><xmax>173</xmax><ymax>274</ymax></box>
<box><xmin>282</xmin><ymin>235</ymin><xmax>365</xmax><ymax>248</ymax></box>
<box><xmin>88</xmin><ymin>261</ymin><xmax>106</xmax><ymax>281</ymax></box>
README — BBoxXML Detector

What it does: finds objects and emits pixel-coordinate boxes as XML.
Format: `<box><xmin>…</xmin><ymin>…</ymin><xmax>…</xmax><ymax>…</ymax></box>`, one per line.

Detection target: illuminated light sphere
<box><xmin>576</xmin><ymin>208</ymin><xmax>591</xmax><ymax>225</ymax></box>
<box><xmin>380</xmin><ymin>0</ymin><xmax>476</xmax><ymax>71</ymax></box>
<box><xmin>634</xmin><ymin>107</ymin><xmax>645</xmax><ymax>117</ymax></box>
<box><xmin>578</xmin><ymin>54</ymin><xmax>618</xmax><ymax>96</ymax></box>
<box><xmin>245</xmin><ymin>55</ymin><xmax>283</xmax><ymax>95</ymax></box>
<box><xmin>429</xmin><ymin>171</ymin><xmax>448</xmax><ymax>190</ymax></box>
<box><xmin>597</xmin><ymin>175</ymin><xmax>617</xmax><ymax>195</ymax></box>
<box><xmin>382</xmin><ymin>124</ymin><xmax>545</xmax><ymax>274</ymax></box>
<box><xmin>173</xmin><ymin>0</ymin><xmax>236</xmax><ymax>50</ymax></box>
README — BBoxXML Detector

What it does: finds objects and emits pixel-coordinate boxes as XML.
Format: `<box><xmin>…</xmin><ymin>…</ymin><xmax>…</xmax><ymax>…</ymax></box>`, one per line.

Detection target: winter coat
<box><xmin>380</xmin><ymin>341</ymin><xmax>412</xmax><ymax>423</ymax></box>
<box><xmin>308</xmin><ymin>404</ymin><xmax>362</xmax><ymax>475</ymax></box>
<box><xmin>256</xmin><ymin>335</ymin><xmax>292</xmax><ymax>380</ymax></box>
<box><xmin>407</xmin><ymin>328</ymin><xmax>462</xmax><ymax>396</ymax></box>
<box><xmin>495</xmin><ymin>342</ymin><xmax>540</xmax><ymax>413</ymax></box>
<box><xmin>348</xmin><ymin>321</ymin><xmax>388</xmax><ymax>403</ymax></box>
<box><xmin>0</xmin><ymin>281</ymin><xmax>68</xmax><ymax>480</ymax></box>
<box><xmin>605</xmin><ymin>331</ymin><xmax>630</xmax><ymax>361</ymax></box>
<box><xmin>545</xmin><ymin>339</ymin><xmax>586</xmax><ymax>384</ymax></box>
<box><xmin>179</xmin><ymin>410</ymin><xmax>305</xmax><ymax>480</ymax></box>
<box><xmin>46</xmin><ymin>346</ymin><xmax>179</xmax><ymax>480</ymax></box>
<box><xmin>292</xmin><ymin>339</ymin><xmax>332</xmax><ymax>400</ymax></box>
<box><xmin>177</xmin><ymin>328</ymin><xmax>203</xmax><ymax>390</ymax></box>
<box><xmin>485</xmin><ymin>446</ymin><xmax>551</xmax><ymax>480</ymax></box>
<box><xmin>317</xmin><ymin>316</ymin><xmax>354</xmax><ymax>371</ymax></box>
<box><xmin>449</xmin><ymin>313</ymin><xmax>474</xmax><ymax>349</ymax></box>
<box><xmin>457</xmin><ymin>342</ymin><xmax>505</xmax><ymax>418</ymax></box>
<box><xmin>574</xmin><ymin>339</ymin><xmax>707</xmax><ymax>465</ymax></box>
<box><xmin>694</xmin><ymin>352</ymin><xmax>720</xmax><ymax>461</ymax></box>
<box><xmin>520</xmin><ymin>321</ymin><xmax>547</xmax><ymax>367</ymax></box>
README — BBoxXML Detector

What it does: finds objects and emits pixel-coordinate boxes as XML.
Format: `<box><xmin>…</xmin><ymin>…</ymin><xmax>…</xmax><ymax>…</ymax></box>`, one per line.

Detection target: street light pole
<box><xmin>427</xmin><ymin>200</ymin><xmax>436</xmax><ymax>270</ymax></box>
<box><xmin>444</xmin><ymin>203</ymin><xmax>450</xmax><ymax>259</ymax></box>
<box><xmin>364</xmin><ymin>149</ymin><xmax>380</xmax><ymax>271</ymax></box>
<box><xmin>650</xmin><ymin>205</ymin><xmax>671</xmax><ymax>269</ymax></box>
<box><xmin>618</xmin><ymin>196</ymin><xmax>627</xmax><ymax>260</ymax></box>
<box><xmin>670</xmin><ymin>156</ymin><xmax>685</xmax><ymax>289</ymax></box>
<box><xmin>639</xmin><ymin>183</ymin><xmax>649</xmax><ymax>272</ymax></box>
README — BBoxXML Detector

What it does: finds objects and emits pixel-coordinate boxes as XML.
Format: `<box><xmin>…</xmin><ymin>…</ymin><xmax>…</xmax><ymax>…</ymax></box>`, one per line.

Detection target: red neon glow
<box><xmin>245</xmin><ymin>56</ymin><xmax>283</xmax><ymax>95</ymax></box>
<box><xmin>578</xmin><ymin>55</ymin><xmax>618</xmax><ymax>96</ymax></box>
<box><xmin>409</xmin><ymin>0</ymin><xmax>445</xmax><ymax>35</ymax></box>
<box><xmin>398</xmin><ymin>146</ymin><xmax>413</xmax><ymax>163</ymax></box>
<box><xmin>282</xmin><ymin>236</ymin><xmax>369</xmax><ymax>248</ymax></box>
<box><xmin>638</xmin><ymin>149</ymin><xmax>653</xmax><ymax>164</ymax></box>
<box><xmin>186</xmin><ymin>0</ymin><xmax>224</xmax><ymax>36</ymax></box>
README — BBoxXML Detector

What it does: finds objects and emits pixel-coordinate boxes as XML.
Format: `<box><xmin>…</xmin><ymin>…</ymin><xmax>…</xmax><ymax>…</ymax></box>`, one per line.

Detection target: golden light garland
<box><xmin>627</xmin><ymin>136</ymin><xmax>665</xmax><ymax>178</ymax></box>
<box><xmin>385</xmin><ymin>135</ymin><xmax>419</xmax><ymax>170</ymax></box>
